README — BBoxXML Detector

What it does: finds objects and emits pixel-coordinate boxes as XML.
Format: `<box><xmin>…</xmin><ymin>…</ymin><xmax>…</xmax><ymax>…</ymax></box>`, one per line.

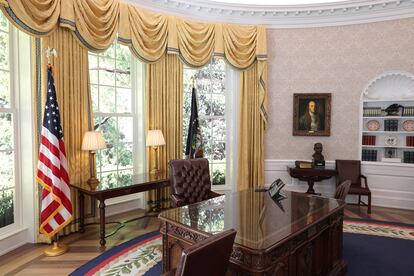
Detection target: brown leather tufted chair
<box><xmin>163</xmin><ymin>229</ymin><xmax>237</xmax><ymax>276</ymax></box>
<box><xmin>336</xmin><ymin>160</ymin><xmax>371</xmax><ymax>213</ymax></box>
<box><xmin>169</xmin><ymin>158</ymin><xmax>221</xmax><ymax>207</ymax></box>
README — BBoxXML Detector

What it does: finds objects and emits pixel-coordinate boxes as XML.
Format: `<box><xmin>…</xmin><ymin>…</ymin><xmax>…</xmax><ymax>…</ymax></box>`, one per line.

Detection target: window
<box><xmin>89</xmin><ymin>41</ymin><xmax>144</xmax><ymax>189</ymax></box>
<box><xmin>183</xmin><ymin>59</ymin><xmax>227</xmax><ymax>186</ymax></box>
<box><xmin>0</xmin><ymin>14</ymin><xmax>16</xmax><ymax>229</ymax></box>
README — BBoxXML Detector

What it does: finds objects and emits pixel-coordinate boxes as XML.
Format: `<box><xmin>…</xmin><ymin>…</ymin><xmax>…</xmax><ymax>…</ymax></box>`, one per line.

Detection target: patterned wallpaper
<box><xmin>265</xmin><ymin>18</ymin><xmax>414</xmax><ymax>160</ymax></box>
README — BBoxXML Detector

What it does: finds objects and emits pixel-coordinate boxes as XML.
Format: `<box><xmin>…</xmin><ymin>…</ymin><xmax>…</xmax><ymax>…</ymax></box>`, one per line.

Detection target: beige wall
<box><xmin>265</xmin><ymin>18</ymin><xmax>414</xmax><ymax>161</ymax></box>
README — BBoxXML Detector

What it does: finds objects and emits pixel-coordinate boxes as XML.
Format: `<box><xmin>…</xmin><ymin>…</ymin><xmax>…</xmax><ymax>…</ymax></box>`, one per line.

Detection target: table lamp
<box><xmin>146</xmin><ymin>130</ymin><xmax>166</xmax><ymax>174</ymax></box>
<box><xmin>82</xmin><ymin>131</ymin><xmax>106</xmax><ymax>190</ymax></box>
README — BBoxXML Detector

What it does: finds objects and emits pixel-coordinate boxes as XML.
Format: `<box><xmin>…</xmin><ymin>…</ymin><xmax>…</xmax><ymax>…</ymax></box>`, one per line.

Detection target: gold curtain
<box><xmin>2</xmin><ymin>0</ymin><xmax>268</xmax><ymax>208</ymax></box>
<box><xmin>1</xmin><ymin>0</ymin><xmax>60</xmax><ymax>35</ymax></box>
<box><xmin>60</xmin><ymin>0</ymin><xmax>120</xmax><ymax>51</ymax></box>
<box><xmin>119</xmin><ymin>3</ymin><xmax>169</xmax><ymax>63</ymax></box>
<box><xmin>237</xmin><ymin>61</ymin><xmax>268</xmax><ymax>190</ymax></box>
<box><xmin>145</xmin><ymin>54</ymin><xmax>183</xmax><ymax>209</ymax></box>
<box><xmin>40</xmin><ymin>27</ymin><xmax>93</xmax><ymax>235</ymax></box>
<box><xmin>176</xmin><ymin>19</ymin><xmax>215</xmax><ymax>67</ymax></box>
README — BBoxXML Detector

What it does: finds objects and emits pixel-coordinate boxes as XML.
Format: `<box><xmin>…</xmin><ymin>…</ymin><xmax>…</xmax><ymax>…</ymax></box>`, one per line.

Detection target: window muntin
<box><xmin>89</xmin><ymin>41</ymin><xmax>135</xmax><ymax>189</ymax></box>
<box><xmin>0</xmin><ymin>14</ymin><xmax>16</xmax><ymax>229</ymax></box>
<box><xmin>183</xmin><ymin>59</ymin><xmax>226</xmax><ymax>185</ymax></box>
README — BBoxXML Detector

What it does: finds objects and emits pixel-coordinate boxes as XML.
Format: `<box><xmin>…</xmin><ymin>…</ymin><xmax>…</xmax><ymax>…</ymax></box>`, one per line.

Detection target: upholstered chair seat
<box><xmin>169</xmin><ymin>158</ymin><xmax>221</xmax><ymax>207</ymax></box>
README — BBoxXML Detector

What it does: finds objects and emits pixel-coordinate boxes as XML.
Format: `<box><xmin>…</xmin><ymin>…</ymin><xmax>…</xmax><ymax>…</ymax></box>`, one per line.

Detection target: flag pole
<box><xmin>41</xmin><ymin>47</ymin><xmax>70</xmax><ymax>257</ymax></box>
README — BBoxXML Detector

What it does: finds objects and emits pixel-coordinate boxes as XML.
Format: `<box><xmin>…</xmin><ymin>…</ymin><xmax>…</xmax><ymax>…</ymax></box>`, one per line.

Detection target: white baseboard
<box><xmin>265</xmin><ymin>159</ymin><xmax>414</xmax><ymax>211</ymax></box>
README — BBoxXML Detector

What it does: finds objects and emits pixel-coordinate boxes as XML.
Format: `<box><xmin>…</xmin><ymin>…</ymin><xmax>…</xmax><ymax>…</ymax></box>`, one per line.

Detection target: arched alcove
<box><xmin>360</xmin><ymin>71</ymin><xmax>414</xmax><ymax>164</ymax></box>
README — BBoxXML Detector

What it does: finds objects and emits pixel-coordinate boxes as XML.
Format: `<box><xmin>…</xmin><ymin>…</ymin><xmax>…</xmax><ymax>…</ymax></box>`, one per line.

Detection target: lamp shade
<box><xmin>81</xmin><ymin>131</ymin><xmax>106</xmax><ymax>151</ymax></box>
<box><xmin>146</xmin><ymin>130</ymin><xmax>166</xmax><ymax>147</ymax></box>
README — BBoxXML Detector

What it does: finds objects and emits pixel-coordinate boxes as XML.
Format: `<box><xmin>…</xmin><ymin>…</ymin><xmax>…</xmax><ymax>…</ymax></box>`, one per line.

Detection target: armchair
<box><xmin>334</xmin><ymin>180</ymin><xmax>352</xmax><ymax>201</ymax></box>
<box><xmin>335</xmin><ymin>160</ymin><xmax>371</xmax><ymax>213</ymax></box>
<box><xmin>163</xmin><ymin>229</ymin><xmax>236</xmax><ymax>276</ymax></box>
<box><xmin>169</xmin><ymin>158</ymin><xmax>221</xmax><ymax>207</ymax></box>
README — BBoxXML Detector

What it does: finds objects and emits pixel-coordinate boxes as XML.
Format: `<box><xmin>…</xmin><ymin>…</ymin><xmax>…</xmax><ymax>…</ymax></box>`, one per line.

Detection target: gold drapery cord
<box><xmin>237</xmin><ymin>61</ymin><xmax>268</xmax><ymax>190</ymax></box>
<box><xmin>145</xmin><ymin>54</ymin><xmax>183</xmax><ymax>209</ymax></box>
<box><xmin>38</xmin><ymin>28</ymin><xmax>93</xmax><ymax>237</ymax></box>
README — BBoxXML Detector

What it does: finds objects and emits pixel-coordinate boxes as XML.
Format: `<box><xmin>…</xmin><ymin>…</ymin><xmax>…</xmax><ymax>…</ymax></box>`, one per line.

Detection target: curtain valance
<box><xmin>118</xmin><ymin>3</ymin><xmax>267</xmax><ymax>69</ymax></box>
<box><xmin>1</xmin><ymin>0</ymin><xmax>268</xmax><ymax>122</ymax></box>
<box><xmin>1</xmin><ymin>0</ymin><xmax>119</xmax><ymax>50</ymax></box>
<box><xmin>1</xmin><ymin>0</ymin><xmax>267</xmax><ymax>69</ymax></box>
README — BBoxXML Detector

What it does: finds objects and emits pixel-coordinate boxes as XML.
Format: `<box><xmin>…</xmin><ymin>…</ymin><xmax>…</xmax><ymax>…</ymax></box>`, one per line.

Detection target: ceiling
<box><xmin>207</xmin><ymin>0</ymin><xmax>348</xmax><ymax>5</ymax></box>
<box><xmin>130</xmin><ymin>0</ymin><xmax>414</xmax><ymax>28</ymax></box>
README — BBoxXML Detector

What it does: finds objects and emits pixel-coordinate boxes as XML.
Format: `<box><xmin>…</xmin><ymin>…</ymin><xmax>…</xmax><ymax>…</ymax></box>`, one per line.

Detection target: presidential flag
<box><xmin>36</xmin><ymin>66</ymin><xmax>73</xmax><ymax>237</ymax></box>
<box><xmin>185</xmin><ymin>86</ymin><xmax>204</xmax><ymax>158</ymax></box>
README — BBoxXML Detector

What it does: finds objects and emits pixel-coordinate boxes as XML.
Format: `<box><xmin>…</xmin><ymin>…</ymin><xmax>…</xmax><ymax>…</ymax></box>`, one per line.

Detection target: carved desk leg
<box><xmin>79</xmin><ymin>192</ymin><xmax>85</xmax><ymax>233</ymax></box>
<box><xmin>99</xmin><ymin>199</ymin><xmax>106</xmax><ymax>246</ymax></box>
<box><xmin>160</xmin><ymin>222</ymin><xmax>169</xmax><ymax>273</ymax></box>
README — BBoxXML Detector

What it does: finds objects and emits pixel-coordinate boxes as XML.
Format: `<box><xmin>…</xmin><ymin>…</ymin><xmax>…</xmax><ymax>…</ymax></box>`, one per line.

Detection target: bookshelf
<box><xmin>361</xmin><ymin>71</ymin><xmax>414</xmax><ymax>164</ymax></box>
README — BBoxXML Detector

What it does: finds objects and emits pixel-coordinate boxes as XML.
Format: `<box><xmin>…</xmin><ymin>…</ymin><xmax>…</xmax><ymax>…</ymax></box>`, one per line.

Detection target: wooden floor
<box><xmin>1</xmin><ymin>205</ymin><xmax>414</xmax><ymax>276</ymax></box>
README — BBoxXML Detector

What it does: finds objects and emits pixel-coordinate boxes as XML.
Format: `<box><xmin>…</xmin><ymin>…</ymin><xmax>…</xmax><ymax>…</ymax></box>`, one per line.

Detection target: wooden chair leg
<box><xmin>368</xmin><ymin>194</ymin><xmax>372</xmax><ymax>214</ymax></box>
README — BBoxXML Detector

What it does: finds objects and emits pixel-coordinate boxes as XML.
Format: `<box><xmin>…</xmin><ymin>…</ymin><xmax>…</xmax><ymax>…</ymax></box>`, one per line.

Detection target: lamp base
<box><xmin>87</xmin><ymin>177</ymin><xmax>100</xmax><ymax>191</ymax></box>
<box><xmin>44</xmin><ymin>242</ymin><xmax>68</xmax><ymax>257</ymax></box>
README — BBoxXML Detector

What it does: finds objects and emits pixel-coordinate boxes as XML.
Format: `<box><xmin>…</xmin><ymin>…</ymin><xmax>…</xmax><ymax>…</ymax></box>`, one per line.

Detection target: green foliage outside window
<box><xmin>0</xmin><ymin>190</ymin><xmax>14</xmax><ymax>228</ymax></box>
<box><xmin>183</xmin><ymin>59</ymin><xmax>226</xmax><ymax>185</ymax></box>
<box><xmin>89</xmin><ymin>41</ymin><xmax>134</xmax><ymax>181</ymax></box>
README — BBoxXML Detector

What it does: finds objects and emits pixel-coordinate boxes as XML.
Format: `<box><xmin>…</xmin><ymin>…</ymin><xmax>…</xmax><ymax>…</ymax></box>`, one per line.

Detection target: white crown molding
<box><xmin>127</xmin><ymin>0</ymin><xmax>414</xmax><ymax>28</ymax></box>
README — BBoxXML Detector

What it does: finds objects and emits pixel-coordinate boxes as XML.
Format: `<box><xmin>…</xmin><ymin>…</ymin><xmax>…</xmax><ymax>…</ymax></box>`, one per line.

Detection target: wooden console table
<box><xmin>288</xmin><ymin>167</ymin><xmax>337</xmax><ymax>194</ymax></box>
<box><xmin>159</xmin><ymin>189</ymin><xmax>347</xmax><ymax>275</ymax></box>
<box><xmin>70</xmin><ymin>172</ymin><xmax>169</xmax><ymax>246</ymax></box>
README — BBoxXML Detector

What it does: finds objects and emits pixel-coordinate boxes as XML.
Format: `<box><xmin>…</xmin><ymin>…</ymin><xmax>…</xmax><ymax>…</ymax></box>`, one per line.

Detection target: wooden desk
<box><xmin>288</xmin><ymin>167</ymin><xmax>337</xmax><ymax>194</ymax></box>
<box><xmin>159</xmin><ymin>189</ymin><xmax>346</xmax><ymax>275</ymax></box>
<box><xmin>70</xmin><ymin>172</ymin><xmax>169</xmax><ymax>246</ymax></box>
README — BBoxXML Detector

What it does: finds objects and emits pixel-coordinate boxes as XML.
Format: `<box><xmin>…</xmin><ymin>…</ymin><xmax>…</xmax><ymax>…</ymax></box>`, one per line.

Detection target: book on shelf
<box><xmin>403</xmin><ymin>151</ymin><xmax>414</xmax><ymax>163</ymax></box>
<box><xmin>403</xmin><ymin>106</ymin><xmax>414</xmax><ymax>117</ymax></box>
<box><xmin>407</xmin><ymin>136</ymin><xmax>414</xmax><ymax>147</ymax></box>
<box><xmin>384</xmin><ymin>119</ymin><xmax>398</xmax><ymax>131</ymax></box>
<box><xmin>362</xmin><ymin>149</ymin><xmax>377</xmax><ymax>161</ymax></box>
<box><xmin>362</xmin><ymin>135</ymin><xmax>376</xmax><ymax>145</ymax></box>
<box><xmin>363</xmin><ymin>107</ymin><xmax>382</xmax><ymax>117</ymax></box>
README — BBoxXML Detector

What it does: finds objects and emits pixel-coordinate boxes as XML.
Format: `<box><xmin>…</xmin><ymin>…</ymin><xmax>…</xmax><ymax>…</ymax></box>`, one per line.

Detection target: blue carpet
<box><xmin>71</xmin><ymin>222</ymin><xmax>414</xmax><ymax>276</ymax></box>
<box><xmin>344</xmin><ymin>233</ymin><xmax>414</xmax><ymax>276</ymax></box>
<box><xmin>70</xmin><ymin>230</ymin><xmax>161</xmax><ymax>276</ymax></box>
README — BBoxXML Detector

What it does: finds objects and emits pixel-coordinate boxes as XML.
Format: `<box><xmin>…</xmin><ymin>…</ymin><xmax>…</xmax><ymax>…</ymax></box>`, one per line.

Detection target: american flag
<box><xmin>36</xmin><ymin>67</ymin><xmax>73</xmax><ymax>237</ymax></box>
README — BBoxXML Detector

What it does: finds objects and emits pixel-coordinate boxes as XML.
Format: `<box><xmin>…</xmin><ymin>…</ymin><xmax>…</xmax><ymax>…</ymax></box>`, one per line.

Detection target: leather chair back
<box><xmin>169</xmin><ymin>158</ymin><xmax>212</xmax><ymax>206</ymax></box>
<box><xmin>175</xmin><ymin>229</ymin><xmax>237</xmax><ymax>276</ymax></box>
<box><xmin>335</xmin><ymin>160</ymin><xmax>362</xmax><ymax>187</ymax></box>
<box><xmin>334</xmin><ymin>180</ymin><xmax>352</xmax><ymax>201</ymax></box>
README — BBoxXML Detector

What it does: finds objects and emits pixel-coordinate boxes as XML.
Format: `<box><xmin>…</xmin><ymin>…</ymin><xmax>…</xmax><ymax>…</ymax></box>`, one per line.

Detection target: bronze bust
<box><xmin>312</xmin><ymin>142</ymin><xmax>325</xmax><ymax>167</ymax></box>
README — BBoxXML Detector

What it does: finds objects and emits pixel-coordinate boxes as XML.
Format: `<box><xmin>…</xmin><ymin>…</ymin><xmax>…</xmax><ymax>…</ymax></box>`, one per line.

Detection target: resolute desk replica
<box><xmin>159</xmin><ymin>189</ymin><xmax>346</xmax><ymax>275</ymax></box>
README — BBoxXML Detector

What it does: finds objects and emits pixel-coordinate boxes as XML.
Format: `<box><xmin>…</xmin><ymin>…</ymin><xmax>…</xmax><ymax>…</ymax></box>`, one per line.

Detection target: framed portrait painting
<box><xmin>293</xmin><ymin>93</ymin><xmax>331</xmax><ymax>136</ymax></box>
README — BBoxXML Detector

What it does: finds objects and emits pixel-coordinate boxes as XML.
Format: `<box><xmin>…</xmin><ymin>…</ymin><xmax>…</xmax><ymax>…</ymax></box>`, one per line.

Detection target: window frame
<box><xmin>0</xmin><ymin>18</ymin><xmax>21</xmax><ymax>234</ymax></box>
<box><xmin>88</xmin><ymin>42</ymin><xmax>146</xmax><ymax>207</ymax></box>
<box><xmin>183</xmin><ymin>60</ymin><xmax>239</xmax><ymax>192</ymax></box>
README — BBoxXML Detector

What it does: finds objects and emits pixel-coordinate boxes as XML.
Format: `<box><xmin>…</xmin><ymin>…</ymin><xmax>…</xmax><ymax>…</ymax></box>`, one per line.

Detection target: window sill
<box><xmin>0</xmin><ymin>224</ymin><xmax>28</xmax><ymax>241</ymax></box>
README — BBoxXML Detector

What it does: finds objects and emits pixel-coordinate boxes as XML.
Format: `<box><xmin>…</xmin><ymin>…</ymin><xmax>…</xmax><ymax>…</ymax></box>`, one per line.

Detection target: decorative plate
<box><xmin>384</xmin><ymin>136</ymin><xmax>398</xmax><ymax>146</ymax></box>
<box><xmin>366</xmin><ymin>120</ymin><xmax>380</xmax><ymax>131</ymax></box>
<box><xmin>402</xmin><ymin>120</ymin><xmax>414</xmax><ymax>131</ymax></box>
